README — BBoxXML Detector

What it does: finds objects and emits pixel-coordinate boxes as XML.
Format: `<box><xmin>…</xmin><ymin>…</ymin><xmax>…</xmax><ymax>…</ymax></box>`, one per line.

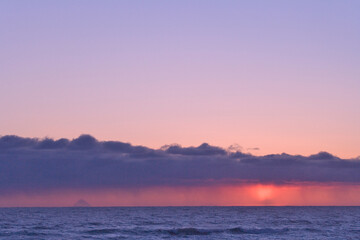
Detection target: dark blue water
<box><xmin>1</xmin><ymin>207</ymin><xmax>360</xmax><ymax>239</ymax></box>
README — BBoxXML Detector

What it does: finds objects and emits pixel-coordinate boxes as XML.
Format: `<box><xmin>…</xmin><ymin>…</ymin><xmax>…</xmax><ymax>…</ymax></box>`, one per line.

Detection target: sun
<box><xmin>254</xmin><ymin>185</ymin><xmax>274</xmax><ymax>201</ymax></box>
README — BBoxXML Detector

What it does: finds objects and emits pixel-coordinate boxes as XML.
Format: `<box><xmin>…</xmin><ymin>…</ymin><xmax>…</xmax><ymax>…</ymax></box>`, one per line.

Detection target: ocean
<box><xmin>0</xmin><ymin>207</ymin><xmax>359</xmax><ymax>239</ymax></box>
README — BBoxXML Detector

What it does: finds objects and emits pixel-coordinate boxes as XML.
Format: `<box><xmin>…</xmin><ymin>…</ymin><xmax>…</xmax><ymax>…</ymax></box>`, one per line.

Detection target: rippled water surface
<box><xmin>1</xmin><ymin>207</ymin><xmax>360</xmax><ymax>239</ymax></box>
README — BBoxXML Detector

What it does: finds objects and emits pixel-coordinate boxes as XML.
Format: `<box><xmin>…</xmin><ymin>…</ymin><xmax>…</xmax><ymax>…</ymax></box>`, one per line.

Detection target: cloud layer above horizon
<box><xmin>0</xmin><ymin>134</ymin><xmax>360</xmax><ymax>194</ymax></box>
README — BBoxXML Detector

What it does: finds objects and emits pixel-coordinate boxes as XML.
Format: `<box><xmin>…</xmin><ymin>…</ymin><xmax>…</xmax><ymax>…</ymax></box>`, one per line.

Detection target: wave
<box><xmin>165</xmin><ymin>227</ymin><xmax>217</xmax><ymax>236</ymax></box>
<box><xmin>161</xmin><ymin>227</ymin><xmax>290</xmax><ymax>236</ymax></box>
<box><xmin>228</xmin><ymin>227</ymin><xmax>289</xmax><ymax>234</ymax></box>
<box><xmin>5</xmin><ymin>230</ymin><xmax>50</xmax><ymax>237</ymax></box>
<box><xmin>85</xmin><ymin>228</ymin><xmax>120</xmax><ymax>235</ymax></box>
<box><xmin>32</xmin><ymin>225</ymin><xmax>53</xmax><ymax>230</ymax></box>
<box><xmin>84</xmin><ymin>226</ymin><xmax>321</xmax><ymax>236</ymax></box>
<box><xmin>288</xmin><ymin>219</ymin><xmax>312</xmax><ymax>225</ymax></box>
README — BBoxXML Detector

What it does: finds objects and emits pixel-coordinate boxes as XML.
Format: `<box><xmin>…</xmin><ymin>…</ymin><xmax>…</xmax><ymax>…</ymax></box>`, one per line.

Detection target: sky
<box><xmin>0</xmin><ymin>1</ymin><xmax>360</xmax><ymax>206</ymax></box>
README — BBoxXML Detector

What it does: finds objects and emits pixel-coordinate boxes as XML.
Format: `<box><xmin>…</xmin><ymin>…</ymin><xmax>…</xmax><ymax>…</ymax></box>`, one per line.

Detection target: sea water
<box><xmin>0</xmin><ymin>207</ymin><xmax>359</xmax><ymax>239</ymax></box>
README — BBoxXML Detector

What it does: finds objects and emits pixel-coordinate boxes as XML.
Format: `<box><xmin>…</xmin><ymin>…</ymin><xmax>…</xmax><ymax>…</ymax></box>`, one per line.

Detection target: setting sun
<box><xmin>253</xmin><ymin>185</ymin><xmax>274</xmax><ymax>201</ymax></box>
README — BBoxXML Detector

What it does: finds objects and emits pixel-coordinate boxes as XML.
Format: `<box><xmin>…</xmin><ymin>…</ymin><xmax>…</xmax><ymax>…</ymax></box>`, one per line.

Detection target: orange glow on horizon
<box><xmin>252</xmin><ymin>185</ymin><xmax>274</xmax><ymax>201</ymax></box>
<box><xmin>2</xmin><ymin>183</ymin><xmax>360</xmax><ymax>207</ymax></box>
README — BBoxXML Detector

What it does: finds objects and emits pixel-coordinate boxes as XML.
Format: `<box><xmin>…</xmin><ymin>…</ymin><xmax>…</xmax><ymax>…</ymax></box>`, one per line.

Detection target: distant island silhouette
<box><xmin>73</xmin><ymin>199</ymin><xmax>91</xmax><ymax>207</ymax></box>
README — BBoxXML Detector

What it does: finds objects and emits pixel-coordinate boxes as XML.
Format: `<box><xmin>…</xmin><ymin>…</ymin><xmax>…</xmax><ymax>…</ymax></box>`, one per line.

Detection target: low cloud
<box><xmin>0</xmin><ymin>134</ymin><xmax>359</xmax><ymax>194</ymax></box>
<box><xmin>162</xmin><ymin>143</ymin><xmax>226</xmax><ymax>156</ymax></box>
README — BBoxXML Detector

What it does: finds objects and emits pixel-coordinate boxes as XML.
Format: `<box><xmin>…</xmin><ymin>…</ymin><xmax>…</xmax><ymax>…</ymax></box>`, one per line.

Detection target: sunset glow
<box><xmin>2</xmin><ymin>184</ymin><xmax>360</xmax><ymax>207</ymax></box>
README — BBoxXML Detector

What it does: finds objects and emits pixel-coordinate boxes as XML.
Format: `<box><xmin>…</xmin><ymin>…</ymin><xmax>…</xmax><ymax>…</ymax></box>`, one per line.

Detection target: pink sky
<box><xmin>1</xmin><ymin>1</ymin><xmax>359</xmax><ymax>158</ymax></box>
<box><xmin>2</xmin><ymin>184</ymin><xmax>360</xmax><ymax>207</ymax></box>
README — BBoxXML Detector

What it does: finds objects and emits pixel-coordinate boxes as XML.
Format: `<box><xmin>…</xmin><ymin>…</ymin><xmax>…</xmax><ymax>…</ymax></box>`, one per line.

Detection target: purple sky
<box><xmin>1</xmin><ymin>0</ymin><xmax>359</xmax><ymax>158</ymax></box>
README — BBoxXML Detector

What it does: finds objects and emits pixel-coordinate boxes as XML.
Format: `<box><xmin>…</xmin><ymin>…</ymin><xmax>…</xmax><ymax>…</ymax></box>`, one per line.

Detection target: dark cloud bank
<box><xmin>0</xmin><ymin>134</ymin><xmax>359</xmax><ymax>193</ymax></box>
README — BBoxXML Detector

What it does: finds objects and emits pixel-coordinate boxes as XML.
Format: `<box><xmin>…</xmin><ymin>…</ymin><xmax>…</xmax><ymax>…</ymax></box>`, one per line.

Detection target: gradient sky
<box><xmin>1</xmin><ymin>0</ymin><xmax>359</xmax><ymax>159</ymax></box>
